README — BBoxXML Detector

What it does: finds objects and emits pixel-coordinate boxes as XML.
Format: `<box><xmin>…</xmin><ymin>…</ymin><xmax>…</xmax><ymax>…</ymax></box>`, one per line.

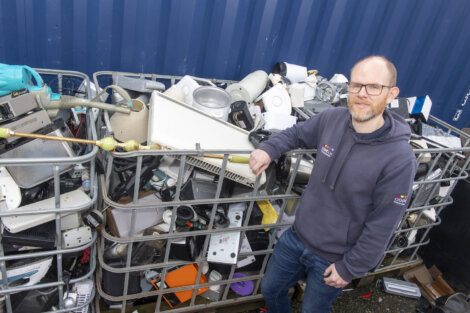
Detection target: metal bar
<box><xmin>380</xmin><ymin>152</ymin><xmax>444</xmax><ymax>270</ymax></box>
<box><xmin>57</xmin><ymin>73</ymin><xmax>63</xmax><ymax>94</ymax></box>
<box><xmin>190</xmin><ymin>154</ymin><xmax>229</xmax><ymax>306</ymax></box>
<box><xmin>155</xmin><ymin>155</ymin><xmax>187</xmax><ymax>313</ymax></box>
<box><xmin>0</xmin><ymin>234</ymin><xmax>12</xmax><ymax>313</ymax></box>
<box><xmin>98</xmin><ymin>244</ymin><xmax>273</xmax><ymax>275</ymax></box>
<box><xmin>100</xmin><ymin>222</ymin><xmax>294</xmax><ymax>247</ymax></box>
<box><xmin>97</xmin><ymin>269</ymin><xmax>262</xmax><ymax>301</ymax></box>
<box><xmin>405</xmin><ymin>198</ymin><xmax>453</xmax><ymax>212</ymax></box>
<box><xmin>120</xmin><ymin>156</ymin><xmax>142</xmax><ymax>313</ymax></box>
<box><xmin>53</xmin><ymin>165</ymin><xmax>65</xmax><ymax>310</ymax></box>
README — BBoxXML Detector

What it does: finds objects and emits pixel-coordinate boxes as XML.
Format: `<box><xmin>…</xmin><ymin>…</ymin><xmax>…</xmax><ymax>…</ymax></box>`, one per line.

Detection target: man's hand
<box><xmin>249</xmin><ymin>149</ymin><xmax>271</xmax><ymax>176</ymax></box>
<box><xmin>323</xmin><ymin>263</ymin><xmax>348</xmax><ymax>288</ymax></box>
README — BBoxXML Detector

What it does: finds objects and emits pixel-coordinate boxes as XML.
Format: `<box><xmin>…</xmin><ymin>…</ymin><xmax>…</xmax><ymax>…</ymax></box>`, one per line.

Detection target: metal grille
<box><xmin>0</xmin><ymin>69</ymin><xmax>98</xmax><ymax>313</ymax></box>
<box><xmin>94</xmin><ymin>72</ymin><xmax>470</xmax><ymax>312</ymax></box>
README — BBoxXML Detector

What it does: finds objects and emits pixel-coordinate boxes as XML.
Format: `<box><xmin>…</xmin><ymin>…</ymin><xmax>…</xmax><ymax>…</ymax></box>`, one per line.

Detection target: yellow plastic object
<box><xmin>256</xmin><ymin>200</ymin><xmax>279</xmax><ymax>230</ymax></box>
<box><xmin>228</xmin><ymin>155</ymin><xmax>250</xmax><ymax>163</ymax></box>
<box><xmin>96</xmin><ymin>137</ymin><xmax>117</xmax><ymax>151</ymax></box>
<box><xmin>121</xmin><ymin>139</ymin><xmax>140</xmax><ymax>152</ymax></box>
<box><xmin>204</xmin><ymin>154</ymin><xmax>250</xmax><ymax>164</ymax></box>
<box><xmin>0</xmin><ymin>128</ymin><xmax>11</xmax><ymax>139</ymax></box>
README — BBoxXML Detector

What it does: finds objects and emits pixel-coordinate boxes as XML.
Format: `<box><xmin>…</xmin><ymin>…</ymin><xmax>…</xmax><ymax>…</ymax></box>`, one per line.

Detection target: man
<box><xmin>249</xmin><ymin>56</ymin><xmax>417</xmax><ymax>313</ymax></box>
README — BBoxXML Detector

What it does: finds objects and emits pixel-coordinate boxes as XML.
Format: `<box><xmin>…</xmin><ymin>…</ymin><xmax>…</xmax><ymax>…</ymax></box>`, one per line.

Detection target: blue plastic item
<box><xmin>0</xmin><ymin>63</ymin><xmax>44</xmax><ymax>96</ymax></box>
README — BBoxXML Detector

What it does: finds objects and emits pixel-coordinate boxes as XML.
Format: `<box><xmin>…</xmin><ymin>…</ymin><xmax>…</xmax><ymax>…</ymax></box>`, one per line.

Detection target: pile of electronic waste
<box><xmin>95</xmin><ymin>64</ymin><xmax>340</xmax><ymax>308</ymax></box>
<box><xmin>92</xmin><ymin>61</ymin><xmax>469</xmax><ymax>310</ymax></box>
<box><xmin>0</xmin><ymin>63</ymin><xmax>118</xmax><ymax>313</ymax></box>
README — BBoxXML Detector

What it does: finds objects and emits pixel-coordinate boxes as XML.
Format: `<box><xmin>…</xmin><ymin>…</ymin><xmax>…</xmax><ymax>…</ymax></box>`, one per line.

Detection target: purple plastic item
<box><xmin>230</xmin><ymin>273</ymin><xmax>254</xmax><ymax>296</ymax></box>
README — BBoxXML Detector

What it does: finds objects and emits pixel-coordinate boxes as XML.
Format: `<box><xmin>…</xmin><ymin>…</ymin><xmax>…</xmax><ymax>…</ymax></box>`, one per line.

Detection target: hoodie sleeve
<box><xmin>335</xmin><ymin>154</ymin><xmax>417</xmax><ymax>282</ymax></box>
<box><xmin>258</xmin><ymin>112</ymin><xmax>324</xmax><ymax>160</ymax></box>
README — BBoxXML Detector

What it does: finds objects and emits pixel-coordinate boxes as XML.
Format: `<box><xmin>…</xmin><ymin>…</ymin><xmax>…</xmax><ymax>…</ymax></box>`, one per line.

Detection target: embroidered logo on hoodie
<box><xmin>321</xmin><ymin>144</ymin><xmax>335</xmax><ymax>158</ymax></box>
<box><xmin>393</xmin><ymin>194</ymin><xmax>408</xmax><ymax>206</ymax></box>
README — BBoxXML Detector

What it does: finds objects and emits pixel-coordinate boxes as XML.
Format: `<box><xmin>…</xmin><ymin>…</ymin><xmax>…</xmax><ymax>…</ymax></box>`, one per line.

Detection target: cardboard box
<box><xmin>403</xmin><ymin>264</ymin><xmax>454</xmax><ymax>304</ymax></box>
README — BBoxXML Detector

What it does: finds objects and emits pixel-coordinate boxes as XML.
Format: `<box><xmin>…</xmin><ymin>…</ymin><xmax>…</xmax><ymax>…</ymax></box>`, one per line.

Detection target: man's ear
<box><xmin>387</xmin><ymin>86</ymin><xmax>400</xmax><ymax>103</ymax></box>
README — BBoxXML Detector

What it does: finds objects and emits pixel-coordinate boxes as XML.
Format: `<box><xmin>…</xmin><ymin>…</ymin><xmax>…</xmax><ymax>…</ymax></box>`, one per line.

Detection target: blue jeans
<box><xmin>261</xmin><ymin>227</ymin><xmax>342</xmax><ymax>313</ymax></box>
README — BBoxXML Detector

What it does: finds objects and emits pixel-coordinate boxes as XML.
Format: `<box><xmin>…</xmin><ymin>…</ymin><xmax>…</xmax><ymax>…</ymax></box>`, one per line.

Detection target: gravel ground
<box><xmin>289</xmin><ymin>283</ymin><xmax>420</xmax><ymax>313</ymax></box>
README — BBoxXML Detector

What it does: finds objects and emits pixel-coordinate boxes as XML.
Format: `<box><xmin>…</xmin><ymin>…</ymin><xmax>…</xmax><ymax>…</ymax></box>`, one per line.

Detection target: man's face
<box><xmin>348</xmin><ymin>60</ymin><xmax>399</xmax><ymax>123</ymax></box>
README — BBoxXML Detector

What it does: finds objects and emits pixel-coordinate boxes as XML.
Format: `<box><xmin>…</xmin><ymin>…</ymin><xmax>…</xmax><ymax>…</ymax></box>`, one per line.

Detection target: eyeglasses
<box><xmin>348</xmin><ymin>82</ymin><xmax>394</xmax><ymax>96</ymax></box>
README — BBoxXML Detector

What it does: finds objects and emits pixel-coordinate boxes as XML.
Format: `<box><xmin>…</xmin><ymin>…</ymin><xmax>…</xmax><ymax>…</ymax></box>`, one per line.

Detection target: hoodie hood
<box><xmin>350</xmin><ymin>109</ymin><xmax>411</xmax><ymax>144</ymax></box>
<box><xmin>321</xmin><ymin>108</ymin><xmax>411</xmax><ymax>190</ymax></box>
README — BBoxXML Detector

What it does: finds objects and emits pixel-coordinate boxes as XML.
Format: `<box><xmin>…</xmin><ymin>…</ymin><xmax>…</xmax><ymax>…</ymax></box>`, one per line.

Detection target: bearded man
<box><xmin>250</xmin><ymin>56</ymin><xmax>417</xmax><ymax>313</ymax></box>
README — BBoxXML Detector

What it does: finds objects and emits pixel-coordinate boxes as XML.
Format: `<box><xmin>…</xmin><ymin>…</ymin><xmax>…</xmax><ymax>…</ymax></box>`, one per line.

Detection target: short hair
<box><xmin>351</xmin><ymin>55</ymin><xmax>397</xmax><ymax>86</ymax></box>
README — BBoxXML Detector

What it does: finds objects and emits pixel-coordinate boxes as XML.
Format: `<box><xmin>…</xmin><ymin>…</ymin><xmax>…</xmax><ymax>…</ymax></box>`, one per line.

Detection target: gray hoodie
<box><xmin>259</xmin><ymin>107</ymin><xmax>416</xmax><ymax>282</ymax></box>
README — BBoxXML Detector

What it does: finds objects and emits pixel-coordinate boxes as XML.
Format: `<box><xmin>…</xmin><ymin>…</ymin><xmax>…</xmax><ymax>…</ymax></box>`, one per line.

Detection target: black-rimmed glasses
<box><xmin>348</xmin><ymin>82</ymin><xmax>394</xmax><ymax>96</ymax></box>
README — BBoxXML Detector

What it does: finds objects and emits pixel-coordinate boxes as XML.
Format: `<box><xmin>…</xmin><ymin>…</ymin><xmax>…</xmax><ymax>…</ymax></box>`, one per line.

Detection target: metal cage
<box><xmin>93</xmin><ymin>72</ymin><xmax>470</xmax><ymax>313</ymax></box>
<box><xmin>0</xmin><ymin>69</ymin><xmax>99</xmax><ymax>313</ymax></box>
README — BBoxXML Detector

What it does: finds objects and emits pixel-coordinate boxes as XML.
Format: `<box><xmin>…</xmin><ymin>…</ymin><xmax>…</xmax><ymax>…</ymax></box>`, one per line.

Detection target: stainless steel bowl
<box><xmin>192</xmin><ymin>86</ymin><xmax>231</xmax><ymax>121</ymax></box>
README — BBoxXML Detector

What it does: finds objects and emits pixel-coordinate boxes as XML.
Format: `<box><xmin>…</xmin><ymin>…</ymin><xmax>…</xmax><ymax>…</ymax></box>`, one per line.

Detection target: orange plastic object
<box><xmin>163</xmin><ymin>264</ymin><xmax>208</xmax><ymax>307</ymax></box>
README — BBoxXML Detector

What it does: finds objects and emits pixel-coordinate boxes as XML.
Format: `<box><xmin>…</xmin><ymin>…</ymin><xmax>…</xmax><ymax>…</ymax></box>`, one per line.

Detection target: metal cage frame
<box><xmin>93</xmin><ymin>71</ymin><xmax>470</xmax><ymax>313</ymax></box>
<box><xmin>0</xmin><ymin>69</ymin><xmax>99</xmax><ymax>313</ymax></box>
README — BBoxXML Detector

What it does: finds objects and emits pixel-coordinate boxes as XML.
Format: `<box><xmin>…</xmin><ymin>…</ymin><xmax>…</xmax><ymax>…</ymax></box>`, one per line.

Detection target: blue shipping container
<box><xmin>0</xmin><ymin>0</ymin><xmax>469</xmax><ymax>127</ymax></box>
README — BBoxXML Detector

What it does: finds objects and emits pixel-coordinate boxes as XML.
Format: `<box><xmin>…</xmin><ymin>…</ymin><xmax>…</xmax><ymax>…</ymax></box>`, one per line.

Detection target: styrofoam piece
<box><xmin>111</xmin><ymin>193</ymin><xmax>166</xmax><ymax>237</ymax></box>
<box><xmin>1</xmin><ymin>189</ymin><xmax>91</xmax><ymax>233</ymax></box>
<box><xmin>148</xmin><ymin>92</ymin><xmax>266</xmax><ymax>187</ymax></box>
<box><xmin>0</xmin><ymin>258</ymin><xmax>52</xmax><ymax>287</ymax></box>
<box><xmin>262</xmin><ymin>111</ymin><xmax>297</xmax><ymax>131</ymax></box>
<box><xmin>259</xmin><ymin>84</ymin><xmax>292</xmax><ymax>115</ymax></box>
<box><xmin>166</xmin><ymin>75</ymin><xmax>200</xmax><ymax>105</ymax></box>
<box><xmin>0</xmin><ymin>167</ymin><xmax>21</xmax><ymax>211</ymax></box>
<box><xmin>289</xmin><ymin>84</ymin><xmax>305</xmax><ymax>108</ymax></box>
<box><xmin>207</xmin><ymin>203</ymin><xmax>245</xmax><ymax>264</ymax></box>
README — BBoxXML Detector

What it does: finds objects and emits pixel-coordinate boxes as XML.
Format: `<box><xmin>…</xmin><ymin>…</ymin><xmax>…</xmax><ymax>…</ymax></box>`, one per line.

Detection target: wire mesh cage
<box><xmin>93</xmin><ymin>72</ymin><xmax>470</xmax><ymax>312</ymax></box>
<box><xmin>0</xmin><ymin>69</ymin><xmax>99</xmax><ymax>313</ymax></box>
